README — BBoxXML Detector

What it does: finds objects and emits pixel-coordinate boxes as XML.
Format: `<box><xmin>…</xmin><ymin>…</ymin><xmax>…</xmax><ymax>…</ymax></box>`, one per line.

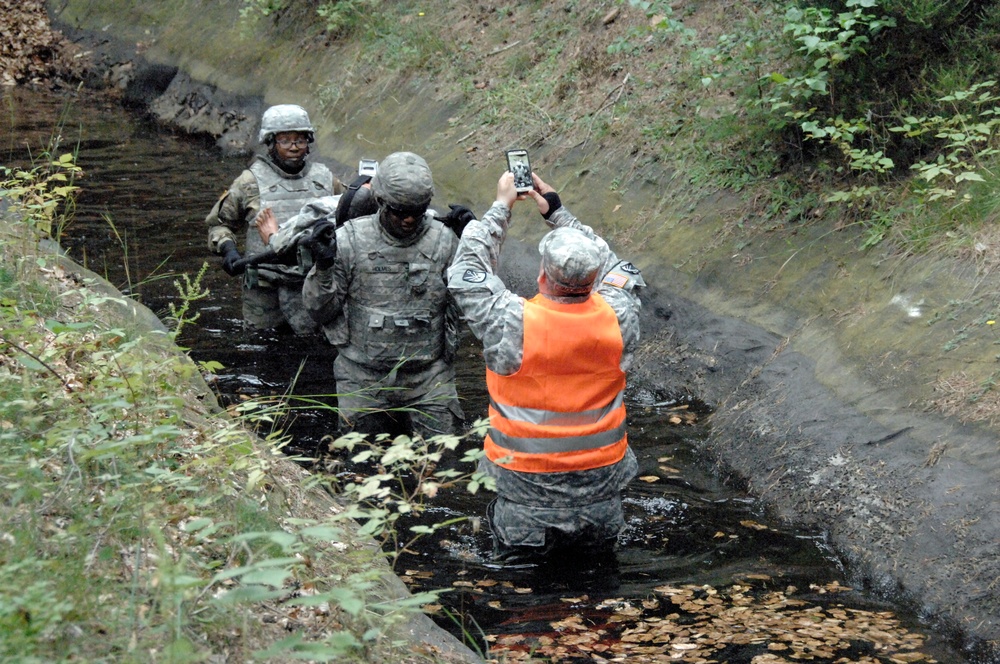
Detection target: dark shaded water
<box><xmin>2</xmin><ymin>87</ymin><xmax>972</xmax><ymax>662</ymax></box>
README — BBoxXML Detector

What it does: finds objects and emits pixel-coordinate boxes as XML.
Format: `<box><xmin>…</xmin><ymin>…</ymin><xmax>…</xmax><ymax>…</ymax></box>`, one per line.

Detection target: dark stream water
<box><xmin>2</xmin><ymin>87</ymin><xmax>973</xmax><ymax>663</ymax></box>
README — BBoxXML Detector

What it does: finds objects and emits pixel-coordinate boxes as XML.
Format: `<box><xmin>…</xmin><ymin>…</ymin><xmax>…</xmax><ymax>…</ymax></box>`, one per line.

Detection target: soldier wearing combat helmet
<box><xmin>303</xmin><ymin>151</ymin><xmax>465</xmax><ymax>439</ymax></box>
<box><xmin>205</xmin><ymin>104</ymin><xmax>342</xmax><ymax>334</ymax></box>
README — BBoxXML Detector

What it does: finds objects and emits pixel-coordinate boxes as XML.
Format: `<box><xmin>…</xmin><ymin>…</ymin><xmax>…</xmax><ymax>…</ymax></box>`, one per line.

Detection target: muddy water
<box><xmin>3</xmin><ymin>87</ymin><xmax>971</xmax><ymax>662</ymax></box>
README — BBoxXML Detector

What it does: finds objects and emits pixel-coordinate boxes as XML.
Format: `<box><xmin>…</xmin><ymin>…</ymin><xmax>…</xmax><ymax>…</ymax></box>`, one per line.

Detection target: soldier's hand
<box><xmin>220</xmin><ymin>240</ymin><xmax>245</xmax><ymax>276</ymax></box>
<box><xmin>309</xmin><ymin>220</ymin><xmax>338</xmax><ymax>270</ymax></box>
<box><xmin>435</xmin><ymin>204</ymin><xmax>477</xmax><ymax>237</ymax></box>
<box><xmin>526</xmin><ymin>173</ymin><xmax>562</xmax><ymax>220</ymax></box>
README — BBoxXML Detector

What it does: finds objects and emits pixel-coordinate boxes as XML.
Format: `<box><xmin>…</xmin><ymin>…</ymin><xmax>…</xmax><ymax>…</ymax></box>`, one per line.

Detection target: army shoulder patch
<box><xmin>462</xmin><ymin>269</ymin><xmax>488</xmax><ymax>283</ymax></box>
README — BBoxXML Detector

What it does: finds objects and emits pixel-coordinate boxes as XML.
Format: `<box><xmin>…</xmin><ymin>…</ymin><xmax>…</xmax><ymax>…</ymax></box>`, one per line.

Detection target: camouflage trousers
<box><xmin>480</xmin><ymin>447</ymin><xmax>638</xmax><ymax>564</ymax></box>
<box><xmin>242</xmin><ymin>273</ymin><xmax>318</xmax><ymax>335</ymax></box>
<box><xmin>332</xmin><ymin>353</ymin><xmax>463</xmax><ymax>439</ymax></box>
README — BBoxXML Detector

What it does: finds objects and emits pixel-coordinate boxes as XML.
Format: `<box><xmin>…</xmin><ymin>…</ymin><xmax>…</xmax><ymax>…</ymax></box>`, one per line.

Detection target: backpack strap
<box><xmin>335</xmin><ymin>174</ymin><xmax>373</xmax><ymax>226</ymax></box>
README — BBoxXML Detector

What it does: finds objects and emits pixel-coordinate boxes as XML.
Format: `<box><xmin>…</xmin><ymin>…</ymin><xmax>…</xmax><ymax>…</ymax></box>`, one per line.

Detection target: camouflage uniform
<box><xmin>447</xmin><ymin>201</ymin><xmax>645</xmax><ymax>562</ymax></box>
<box><xmin>206</xmin><ymin>154</ymin><xmax>338</xmax><ymax>332</ymax></box>
<box><xmin>302</xmin><ymin>152</ymin><xmax>463</xmax><ymax>438</ymax></box>
<box><xmin>206</xmin><ymin>104</ymin><xmax>341</xmax><ymax>334</ymax></box>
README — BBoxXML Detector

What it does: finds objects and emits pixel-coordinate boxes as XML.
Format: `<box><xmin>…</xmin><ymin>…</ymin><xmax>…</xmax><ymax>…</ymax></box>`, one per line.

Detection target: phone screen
<box><xmin>506</xmin><ymin>150</ymin><xmax>532</xmax><ymax>192</ymax></box>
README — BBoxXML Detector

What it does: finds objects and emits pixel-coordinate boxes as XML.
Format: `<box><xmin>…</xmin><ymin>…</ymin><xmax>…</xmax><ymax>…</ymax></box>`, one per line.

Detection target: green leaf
<box><xmin>799</xmin><ymin>35</ymin><xmax>821</xmax><ymax>51</ymax></box>
<box><xmin>182</xmin><ymin>517</ymin><xmax>215</xmax><ymax>533</ymax></box>
<box><xmin>955</xmin><ymin>171</ymin><xmax>985</xmax><ymax>183</ymax></box>
<box><xmin>242</xmin><ymin>567</ymin><xmax>292</xmax><ymax>588</ymax></box>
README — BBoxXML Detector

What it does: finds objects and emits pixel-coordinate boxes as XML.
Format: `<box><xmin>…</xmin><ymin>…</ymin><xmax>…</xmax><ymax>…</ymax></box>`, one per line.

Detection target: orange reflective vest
<box><xmin>484</xmin><ymin>292</ymin><xmax>628</xmax><ymax>473</ymax></box>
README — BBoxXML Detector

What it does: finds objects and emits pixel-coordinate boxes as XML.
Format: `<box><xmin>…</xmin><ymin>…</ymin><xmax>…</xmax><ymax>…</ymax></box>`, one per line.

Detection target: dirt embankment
<box><xmin>16</xmin><ymin>0</ymin><xmax>1000</xmax><ymax>660</ymax></box>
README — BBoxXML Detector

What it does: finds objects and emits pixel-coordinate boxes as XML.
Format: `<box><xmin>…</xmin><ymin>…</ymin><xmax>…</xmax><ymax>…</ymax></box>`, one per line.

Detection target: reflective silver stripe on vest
<box><xmin>488</xmin><ymin>421</ymin><xmax>627</xmax><ymax>454</ymax></box>
<box><xmin>489</xmin><ymin>390</ymin><xmax>624</xmax><ymax>427</ymax></box>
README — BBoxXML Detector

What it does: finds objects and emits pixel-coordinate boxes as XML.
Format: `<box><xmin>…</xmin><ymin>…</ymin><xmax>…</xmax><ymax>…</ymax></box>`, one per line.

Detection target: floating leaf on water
<box><xmin>638</xmin><ymin>475</ymin><xmax>660</xmax><ymax>483</ymax></box>
<box><xmin>496</xmin><ymin>634</ymin><xmax>525</xmax><ymax>646</ymax></box>
<box><xmin>890</xmin><ymin>652</ymin><xmax>927</xmax><ymax>662</ymax></box>
<box><xmin>550</xmin><ymin>614</ymin><xmax>587</xmax><ymax>631</ymax></box>
<box><xmin>403</xmin><ymin>569</ymin><xmax>434</xmax><ymax>579</ymax></box>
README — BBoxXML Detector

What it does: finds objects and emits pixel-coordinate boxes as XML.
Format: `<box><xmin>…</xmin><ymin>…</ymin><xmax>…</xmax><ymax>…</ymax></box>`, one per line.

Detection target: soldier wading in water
<box><xmin>206</xmin><ymin>104</ymin><xmax>340</xmax><ymax>334</ymax></box>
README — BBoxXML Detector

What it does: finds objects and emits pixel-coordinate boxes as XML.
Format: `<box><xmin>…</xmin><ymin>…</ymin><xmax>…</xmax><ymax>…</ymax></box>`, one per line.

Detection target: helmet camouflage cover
<box><xmin>371</xmin><ymin>151</ymin><xmax>434</xmax><ymax>208</ymax></box>
<box><xmin>258</xmin><ymin>104</ymin><xmax>315</xmax><ymax>144</ymax></box>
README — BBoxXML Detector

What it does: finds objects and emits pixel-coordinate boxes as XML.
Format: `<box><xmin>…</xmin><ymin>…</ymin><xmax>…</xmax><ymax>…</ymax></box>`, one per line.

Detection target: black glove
<box><xmin>309</xmin><ymin>220</ymin><xmax>338</xmax><ymax>270</ymax></box>
<box><xmin>220</xmin><ymin>240</ymin><xmax>245</xmax><ymax>276</ymax></box>
<box><xmin>435</xmin><ymin>204</ymin><xmax>477</xmax><ymax>237</ymax></box>
<box><xmin>541</xmin><ymin>191</ymin><xmax>562</xmax><ymax>220</ymax></box>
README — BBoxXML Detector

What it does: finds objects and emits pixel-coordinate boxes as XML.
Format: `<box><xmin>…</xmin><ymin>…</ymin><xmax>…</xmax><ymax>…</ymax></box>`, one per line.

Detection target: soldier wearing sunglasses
<box><xmin>303</xmin><ymin>151</ymin><xmax>464</xmax><ymax>439</ymax></box>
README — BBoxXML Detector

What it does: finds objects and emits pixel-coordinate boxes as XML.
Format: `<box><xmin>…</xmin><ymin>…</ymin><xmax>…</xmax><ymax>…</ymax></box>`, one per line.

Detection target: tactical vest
<box><xmin>485</xmin><ymin>293</ymin><xmax>628</xmax><ymax>473</ymax></box>
<box><xmin>247</xmin><ymin>158</ymin><xmax>333</xmax><ymax>285</ymax></box>
<box><xmin>337</xmin><ymin>215</ymin><xmax>454</xmax><ymax>369</ymax></box>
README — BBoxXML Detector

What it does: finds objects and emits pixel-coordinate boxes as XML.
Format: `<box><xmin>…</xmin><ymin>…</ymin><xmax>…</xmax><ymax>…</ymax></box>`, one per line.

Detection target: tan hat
<box><xmin>538</xmin><ymin>227</ymin><xmax>602</xmax><ymax>295</ymax></box>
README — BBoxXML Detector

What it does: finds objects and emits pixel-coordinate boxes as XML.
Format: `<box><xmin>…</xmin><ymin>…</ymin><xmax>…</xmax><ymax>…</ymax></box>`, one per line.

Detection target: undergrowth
<box><xmin>243</xmin><ymin>0</ymin><xmax>1000</xmax><ymax>261</ymax></box>
<box><xmin>0</xmin><ymin>151</ymin><xmax>490</xmax><ymax>661</ymax></box>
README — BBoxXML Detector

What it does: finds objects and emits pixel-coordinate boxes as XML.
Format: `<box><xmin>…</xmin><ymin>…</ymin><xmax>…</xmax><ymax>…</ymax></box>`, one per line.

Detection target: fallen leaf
<box><xmin>740</xmin><ymin>520</ymin><xmax>769</xmax><ymax>530</ymax></box>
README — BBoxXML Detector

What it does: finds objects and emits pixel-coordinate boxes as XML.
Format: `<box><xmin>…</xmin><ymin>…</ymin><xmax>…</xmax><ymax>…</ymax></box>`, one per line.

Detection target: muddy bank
<box><xmin>48</xmin><ymin>1</ymin><xmax>1000</xmax><ymax>660</ymax></box>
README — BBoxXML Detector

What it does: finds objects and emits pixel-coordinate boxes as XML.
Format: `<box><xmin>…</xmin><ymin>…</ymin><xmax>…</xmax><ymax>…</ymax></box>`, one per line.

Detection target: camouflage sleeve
<box><xmin>270</xmin><ymin>195</ymin><xmax>340</xmax><ymax>254</ymax></box>
<box><xmin>547</xmin><ymin>205</ymin><xmax>644</xmax><ymax>371</ymax></box>
<box><xmin>205</xmin><ymin>170</ymin><xmax>260</xmax><ymax>253</ymax></box>
<box><xmin>447</xmin><ymin>201</ymin><xmax>527</xmax><ymax>375</ymax></box>
<box><xmin>302</xmin><ymin>224</ymin><xmax>351</xmax><ymax>325</ymax></box>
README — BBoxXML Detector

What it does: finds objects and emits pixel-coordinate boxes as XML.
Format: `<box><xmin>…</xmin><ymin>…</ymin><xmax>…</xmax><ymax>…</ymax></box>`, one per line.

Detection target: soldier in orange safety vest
<box><xmin>448</xmin><ymin>170</ymin><xmax>645</xmax><ymax>564</ymax></box>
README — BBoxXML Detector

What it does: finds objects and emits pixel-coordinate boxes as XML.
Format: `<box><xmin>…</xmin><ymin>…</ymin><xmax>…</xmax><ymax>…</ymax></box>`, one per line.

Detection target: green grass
<box><xmin>0</xmin><ymin>156</ymin><xmax>480</xmax><ymax>662</ymax></box>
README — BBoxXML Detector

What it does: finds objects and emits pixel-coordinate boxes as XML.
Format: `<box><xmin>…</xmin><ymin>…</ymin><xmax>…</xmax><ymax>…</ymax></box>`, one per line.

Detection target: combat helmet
<box><xmin>258</xmin><ymin>104</ymin><xmax>315</xmax><ymax>144</ymax></box>
<box><xmin>371</xmin><ymin>152</ymin><xmax>434</xmax><ymax>209</ymax></box>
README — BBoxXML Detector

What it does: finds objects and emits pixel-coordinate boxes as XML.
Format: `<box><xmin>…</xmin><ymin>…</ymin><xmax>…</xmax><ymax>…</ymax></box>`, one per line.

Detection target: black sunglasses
<box><xmin>384</xmin><ymin>203</ymin><xmax>428</xmax><ymax>219</ymax></box>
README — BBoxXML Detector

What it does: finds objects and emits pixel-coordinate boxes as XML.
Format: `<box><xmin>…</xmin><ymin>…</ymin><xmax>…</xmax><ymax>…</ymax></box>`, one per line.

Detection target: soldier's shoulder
<box><xmin>231</xmin><ymin>169</ymin><xmax>259</xmax><ymax>193</ymax></box>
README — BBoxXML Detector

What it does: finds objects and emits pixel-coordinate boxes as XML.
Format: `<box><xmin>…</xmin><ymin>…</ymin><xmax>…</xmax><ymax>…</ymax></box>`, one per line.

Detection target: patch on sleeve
<box><xmin>462</xmin><ymin>269</ymin><xmax>488</xmax><ymax>283</ymax></box>
<box><xmin>602</xmin><ymin>273</ymin><xmax>629</xmax><ymax>288</ymax></box>
<box><xmin>620</xmin><ymin>262</ymin><xmax>640</xmax><ymax>275</ymax></box>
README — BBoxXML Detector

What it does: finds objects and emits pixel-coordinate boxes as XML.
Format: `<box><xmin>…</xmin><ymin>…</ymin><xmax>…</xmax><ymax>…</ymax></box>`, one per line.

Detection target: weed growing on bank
<box><xmin>238</xmin><ymin>0</ymin><xmax>1000</xmax><ymax>260</ymax></box>
<box><xmin>0</xmin><ymin>152</ymin><xmax>489</xmax><ymax>661</ymax></box>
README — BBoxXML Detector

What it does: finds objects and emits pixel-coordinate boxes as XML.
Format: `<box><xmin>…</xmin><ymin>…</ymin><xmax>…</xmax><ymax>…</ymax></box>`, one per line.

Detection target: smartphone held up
<box><xmin>506</xmin><ymin>149</ymin><xmax>533</xmax><ymax>193</ymax></box>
